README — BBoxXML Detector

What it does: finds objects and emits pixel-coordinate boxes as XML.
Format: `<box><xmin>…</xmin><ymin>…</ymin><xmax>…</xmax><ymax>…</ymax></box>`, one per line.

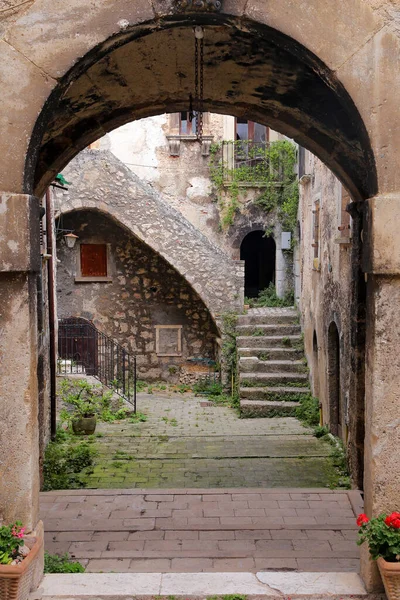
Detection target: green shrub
<box><xmin>44</xmin><ymin>552</ymin><xmax>85</xmax><ymax>573</ymax></box>
<box><xmin>42</xmin><ymin>430</ymin><xmax>96</xmax><ymax>491</ymax></box>
<box><xmin>295</xmin><ymin>395</ymin><xmax>320</xmax><ymax>427</ymax></box>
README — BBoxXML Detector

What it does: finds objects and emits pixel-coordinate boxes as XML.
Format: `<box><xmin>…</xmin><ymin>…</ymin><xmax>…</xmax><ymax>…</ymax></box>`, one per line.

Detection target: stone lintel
<box><xmin>363</xmin><ymin>193</ymin><xmax>400</xmax><ymax>275</ymax></box>
<box><xmin>0</xmin><ymin>192</ymin><xmax>40</xmax><ymax>273</ymax></box>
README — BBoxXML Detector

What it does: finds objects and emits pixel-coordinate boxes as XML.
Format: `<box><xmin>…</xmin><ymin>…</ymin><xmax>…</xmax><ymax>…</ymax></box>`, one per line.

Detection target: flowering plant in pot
<box><xmin>357</xmin><ymin>512</ymin><xmax>400</xmax><ymax>600</ymax></box>
<box><xmin>0</xmin><ymin>521</ymin><xmax>42</xmax><ymax>600</ymax></box>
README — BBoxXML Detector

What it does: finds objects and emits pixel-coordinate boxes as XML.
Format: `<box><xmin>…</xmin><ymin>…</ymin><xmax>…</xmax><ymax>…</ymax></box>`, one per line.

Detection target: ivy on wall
<box><xmin>209</xmin><ymin>140</ymin><xmax>299</xmax><ymax>233</ymax></box>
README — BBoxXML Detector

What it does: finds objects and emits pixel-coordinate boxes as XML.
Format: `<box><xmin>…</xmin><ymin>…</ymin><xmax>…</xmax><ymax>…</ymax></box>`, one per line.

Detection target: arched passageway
<box><xmin>1</xmin><ymin>3</ymin><xmax>400</xmax><ymax>590</ymax></box>
<box><xmin>240</xmin><ymin>231</ymin><xmax>276</xmax><ymax>298</ymax></box>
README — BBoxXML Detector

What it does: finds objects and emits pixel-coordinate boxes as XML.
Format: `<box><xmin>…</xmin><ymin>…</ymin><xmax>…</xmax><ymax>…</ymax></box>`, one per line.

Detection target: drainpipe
<box><xmin>46</xmin><ymin>188</ymin><xmax>57</xmax><ymax>440</ymax></box>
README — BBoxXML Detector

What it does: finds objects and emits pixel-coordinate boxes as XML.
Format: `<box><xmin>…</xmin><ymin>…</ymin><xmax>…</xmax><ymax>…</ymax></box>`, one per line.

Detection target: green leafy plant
<box><xmin>0</xmin><ymin>522</ymin><xmax>25</xmax><ymax>565</ymax></box>
<box><xmin>44</xmin><ymin>552</ymin><xmax>85</xmax><ymax>573</ymax></box>
<box><xmin>209</xmin><ymin>140</ymin><xmax>299</xmax><ymax>232</ymax></box>
<box><xmin>295</xmin><ymin>395</ymin><xmax>320</xmax><ymax>427</ymax></box>
<box><xmin>59</xmin><ymin>379</ymin><xmax>105</xmax><ymax>425</ymax></box>
<box><xmin>129</xmin><ymin>411</ymin><xmax>147</xmax><ymax>423</ymax></box>
<box><xmin>42</xmin><ymin>430</ymin><xmax>96</xmax><ymax>490</ymax></box>
<box><xmin>357</xmin><ymin>513</ymin><xmax>400</xmax><ymax>562</ymax></box>
<box><xmin>248</xmin><ymin>284</ymin><xmax>294</xmax><ymax>308</ymax></box>
<box><xmin>135</xmin><ymin>379</ymin><xmax>147</xmax><ymax>392</ymax></box>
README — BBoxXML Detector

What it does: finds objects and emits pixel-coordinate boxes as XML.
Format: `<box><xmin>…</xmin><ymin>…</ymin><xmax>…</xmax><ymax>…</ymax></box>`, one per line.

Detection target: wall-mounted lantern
<box><xmin>64</xmin><ymin>233</ymin><xmax>78</xmax><ymax>248</ymax></box>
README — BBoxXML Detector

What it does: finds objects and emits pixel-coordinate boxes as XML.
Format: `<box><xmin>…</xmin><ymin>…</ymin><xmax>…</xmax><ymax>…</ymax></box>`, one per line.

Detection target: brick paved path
<box><xmin>42</xmin><ymin>394</ymin><xmax>361</xmax><ymax>572</ymax></box>
<box><xmin>41</xmin><ymin>488</ymin><xmax>361</xmax><ymax>573</ymax></box>
<box><xmin>81</xmin><ymin>394</ymin><xmax>336</xmax><ymax>488</ymax></box>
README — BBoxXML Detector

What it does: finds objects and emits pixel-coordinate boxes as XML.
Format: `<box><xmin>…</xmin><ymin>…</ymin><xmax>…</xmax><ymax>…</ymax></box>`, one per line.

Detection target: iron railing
<box><xmin>221</xmin><ymin>140</ymin><xmax>284</xmax><ymax>185</ymax></box>
<box><xmin>57</xmin><ymin>317</ymin><xmax>136</xmax><ymax>411</ymax></box>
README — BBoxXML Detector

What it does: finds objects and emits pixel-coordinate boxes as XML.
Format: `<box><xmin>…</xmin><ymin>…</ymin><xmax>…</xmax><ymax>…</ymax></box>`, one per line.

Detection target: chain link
<box><xmin>198</xmin><ymin>37</ymin><xmax>204</xmax><ymax>143</ymax></box>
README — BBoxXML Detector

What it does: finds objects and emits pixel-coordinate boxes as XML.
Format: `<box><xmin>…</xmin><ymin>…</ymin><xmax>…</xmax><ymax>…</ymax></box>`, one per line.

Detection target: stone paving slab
<box><xmin>35</xmin><ymin>571</ymin><xmax>378</xmax><ymax>599</ymax></box>
<box><xmin>79</xmin><ymin>395</ymin><xmax>337</xmax><ymax>489</ymax></box>
<box><xmin>41</xmin><ymin>489</ymin><xmax>361</xmax><ymax>573</ymax></box>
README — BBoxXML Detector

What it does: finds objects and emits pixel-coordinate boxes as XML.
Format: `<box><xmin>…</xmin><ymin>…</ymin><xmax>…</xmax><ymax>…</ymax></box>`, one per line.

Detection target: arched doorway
<box><xmin>240</xmin><ymin>232</ymin><xmax>276</xmax><ymax>298</ymax></box>
<box><xmin>328</xmin><ymin>322</ymin><xmax>342</xmax><ymax>438</ymax></box>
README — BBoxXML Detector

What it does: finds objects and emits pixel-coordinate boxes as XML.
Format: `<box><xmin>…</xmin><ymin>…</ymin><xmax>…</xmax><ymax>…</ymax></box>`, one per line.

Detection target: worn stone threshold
<box><xmin>32</xmin><ymin>572</ymin><xmax>384</xmax><ymax>599</ymax></box>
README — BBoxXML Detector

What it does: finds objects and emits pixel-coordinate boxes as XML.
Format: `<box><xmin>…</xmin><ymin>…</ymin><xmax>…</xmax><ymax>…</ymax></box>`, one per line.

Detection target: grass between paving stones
<box><xmin>42</xmin><ymin>428</ymin><xmax>97</xmax><ymax>491</ymax></box>
<box><xmin>44</xmin><ymin>552</ymin><xmax>85</xmax><ymax>573</ymax></box>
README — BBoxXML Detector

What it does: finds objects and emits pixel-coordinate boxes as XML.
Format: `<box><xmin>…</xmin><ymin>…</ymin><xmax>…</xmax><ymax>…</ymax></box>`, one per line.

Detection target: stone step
<box><xmin>238</xmin><ymin>358</ymin><xmax>307</xmax><ymax>374</ymax></box>
<box><xmin>236</xmin><ymin>335</ymin><xmax>303</xmax><ymax>349</ymax></box>
<box><xmin>237</xmin><ymin>313</ymin><xmax>298</xmax><ymax>326</ymax></box>
<box><xmin>38</xmin><ymin>572</ymin><xmax>369</xmax><ymax>599</ymax></box>
<box><xmin>236</xmin><ymin>324</ymin><xmax>301</xmax><ymax>336</ymax></box>
<box><xmin>240</xmin><ymin>399</ymin><xmax>300</xmax><ymax>418</ymax></box>
<box><xmin>240</xmin><ymin>372</ymin><xmax>310</xmax><ymax>386</ymax></box>
<box><xmin>238</xmin><ymin>347</ymin><xmax>304</xmax><ymax>360</ymax></box>
<box><xmin>240</xmin><ymin>386</ymin><xmax>311</xmax><ymax>401</ymax></box>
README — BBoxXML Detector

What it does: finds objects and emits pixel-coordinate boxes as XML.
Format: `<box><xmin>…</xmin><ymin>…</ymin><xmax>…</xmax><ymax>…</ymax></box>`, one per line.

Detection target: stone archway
<box><xmin>1</xmin><ymin>1</ymin><xmax>400</xmax><ymax>591</ymax></box>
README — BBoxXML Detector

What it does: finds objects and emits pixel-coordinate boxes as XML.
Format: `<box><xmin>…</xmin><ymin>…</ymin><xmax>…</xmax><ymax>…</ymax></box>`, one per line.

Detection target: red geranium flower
<box><xmin>385</xmin><ymin>512</ymin><xmax>400</xmax><ymax>529</ymax></box>
<box><xmin>357</xmin><ymin>513</ymin><xmax>369</xmax><ymax>527</ymax></box>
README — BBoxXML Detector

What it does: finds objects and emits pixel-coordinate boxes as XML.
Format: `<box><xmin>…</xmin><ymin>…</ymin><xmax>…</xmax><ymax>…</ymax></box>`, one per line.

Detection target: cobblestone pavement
<box><xmin>80</xmin><ymin>393</ymin><xmax>336</xmax><ymax>489</ymax></box>
<box><xmin>41</xmin><ymin>393</ymin><xmax>361</xmax><ymax>572</ymax></box>
<box><xmin>41</xmin><ymin>488</ymin><xmax>361</xmax><ymax>573</ymax></box>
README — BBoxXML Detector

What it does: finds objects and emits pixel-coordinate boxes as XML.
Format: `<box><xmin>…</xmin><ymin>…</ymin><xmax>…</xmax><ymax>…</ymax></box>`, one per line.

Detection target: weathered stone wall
<box><xmin>56</xmin><ymin>210</ymin><xmax>219</xmax><ymax>381</ymax></box>
<box><xmin>298</xmin><ymin>152</ymin><xmax>353</xmax><ymax>447</ymax></box>
<box><xmin>54</xmin><ymin>149</ymin><xmax>243</xmax><ymax>318</ymax></box>
<box><xmin>100</xmin><ymin>116</ymin><xmax>292</xmax><ymax>297</ymax></box>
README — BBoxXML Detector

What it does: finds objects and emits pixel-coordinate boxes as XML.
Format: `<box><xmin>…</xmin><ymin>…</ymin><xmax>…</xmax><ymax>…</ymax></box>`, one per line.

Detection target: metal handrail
<box><xmin>221</xmin><ymin>140</ymin><xmax>284</xmax><ymax>184</ymax></box>
<box><xmin>57</xmin><ymin>317</ymin><xmax>137</xmax><ymax>412</ymax></box>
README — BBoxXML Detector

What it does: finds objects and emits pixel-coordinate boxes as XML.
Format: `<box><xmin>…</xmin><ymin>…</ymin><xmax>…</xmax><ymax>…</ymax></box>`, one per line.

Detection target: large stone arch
<box><xmin>1</xmin><ymin>0</ymin><xmax>399</xmax><ymax>198</ymax></box>
<box><xmin>1</xmin><ymin>1</ymin><xmax>400</xmax><ymax>591</ymax></box>
<box><xmin>54</xmin><ymin>148</ymin><xmax>242</xmax><ymax>319</ymax></box>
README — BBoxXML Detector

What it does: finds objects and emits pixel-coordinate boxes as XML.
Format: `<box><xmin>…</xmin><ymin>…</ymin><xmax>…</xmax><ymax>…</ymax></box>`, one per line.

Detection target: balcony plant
<box><xmin>0</xmin><ymin>521</ymin><xmax>42</xmax><ymax>600</ymax></box>
<box><xmin>357</xmin><ymin>512</ymin><xmax>400</xmax><ymax>599</ymax></box>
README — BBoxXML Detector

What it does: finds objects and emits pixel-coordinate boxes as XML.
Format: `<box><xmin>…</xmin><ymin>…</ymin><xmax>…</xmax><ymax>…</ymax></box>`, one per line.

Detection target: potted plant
<box><xmin>357</xmin><ymin>512</ymin><xmax>400</xmax><ymax>600</ymax></box>
<box><xmin>0</xmin><ymin>521</ymin><xmax>42</xmax><ymax>600</ymax></box>
<box><xmin>59</xmin><ymin>379</ymin><xmax>102</xmax><ymax>435</ymax></box>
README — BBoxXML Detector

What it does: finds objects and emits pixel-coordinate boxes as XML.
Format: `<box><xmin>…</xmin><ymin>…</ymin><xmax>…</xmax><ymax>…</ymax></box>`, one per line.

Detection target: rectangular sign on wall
<box><xmin>281</xmin><ymin>232</ymin><xmax>292</xmax><ymax>250</ymax></box>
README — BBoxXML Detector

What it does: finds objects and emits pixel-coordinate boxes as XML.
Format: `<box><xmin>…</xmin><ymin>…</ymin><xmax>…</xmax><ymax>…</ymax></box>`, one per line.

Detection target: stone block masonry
<box><xmin>55</xmin><ymin>149</ymin><xmax>243</xmax><ymax>320</ymax></box>
<box><xmin>56</xmin><ymin>210</ymin><xmax>219</xmax><ymax>381</ymax></box>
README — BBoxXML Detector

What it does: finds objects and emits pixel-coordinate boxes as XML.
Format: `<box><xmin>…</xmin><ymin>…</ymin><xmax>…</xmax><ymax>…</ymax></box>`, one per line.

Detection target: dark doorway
<box><xmin>58</xmin><ymin>317</ymin><xmax>98</xmax><ymax>376</ymax></box>
<box><xmin>240</xmin><ymin>231</ymin><xmax>276</xmax><ymax>298</ymax></box>
<box><xmin>328</xmin><ymin>322</ymin><xmax>342</xmax><ymax>438</ymax></box>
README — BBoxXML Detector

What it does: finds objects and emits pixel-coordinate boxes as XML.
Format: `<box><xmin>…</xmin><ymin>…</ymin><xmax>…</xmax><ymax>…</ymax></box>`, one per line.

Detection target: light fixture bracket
<box><xmin>175</xmin><ymin>0</ymin><xmax>222</xmax><ymax>12</ymax></box>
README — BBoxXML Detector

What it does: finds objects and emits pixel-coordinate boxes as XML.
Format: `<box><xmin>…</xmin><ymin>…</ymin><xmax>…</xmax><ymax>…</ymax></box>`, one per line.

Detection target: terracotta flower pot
<box><xmin>378</xmin><ymin>557</ymin><xmax>400</xmax><ymax>600</ymax></box>
<box><xmin>72</xmin><ymin>415</ymin><xmax>97</xmax><ymax>435</ymax></box>
<box><xmin>0</xmin><ymin>537</ymin><xmax>42</xmax><ymax>600</ymax></box>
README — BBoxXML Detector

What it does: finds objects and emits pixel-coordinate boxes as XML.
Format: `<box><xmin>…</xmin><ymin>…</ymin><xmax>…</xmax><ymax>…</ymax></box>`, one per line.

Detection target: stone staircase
<box><xmin>237</xmin><ymin>307</ymin><xmax>311</xmax><ymax>417</ymax></box>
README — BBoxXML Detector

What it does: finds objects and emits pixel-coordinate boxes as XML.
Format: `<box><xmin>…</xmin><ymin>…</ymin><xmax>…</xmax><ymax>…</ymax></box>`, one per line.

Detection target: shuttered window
<box><xmin>80</xmin><ymin>244</ymin><xmax>107</xmax><ymax>277</ymax></box>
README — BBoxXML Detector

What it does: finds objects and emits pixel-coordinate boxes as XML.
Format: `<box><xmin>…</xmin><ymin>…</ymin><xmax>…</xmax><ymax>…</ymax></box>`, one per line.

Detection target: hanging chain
<box><xmin>192</xmin><ymin>27</ymin><xmax>204</xmax><ymax>143</ymax></box>
<box><xmin>198</xmin><ymin>36</ymin><xmax>204</xmax><ymax>143</ymax></box>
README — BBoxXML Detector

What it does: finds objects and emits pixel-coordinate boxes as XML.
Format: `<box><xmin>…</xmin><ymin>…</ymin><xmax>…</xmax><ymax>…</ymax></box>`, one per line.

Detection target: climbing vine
<box><xmin>209</xmin><ymin>140</ymin><xmax>299</xmax><ymax>233</ymax></box>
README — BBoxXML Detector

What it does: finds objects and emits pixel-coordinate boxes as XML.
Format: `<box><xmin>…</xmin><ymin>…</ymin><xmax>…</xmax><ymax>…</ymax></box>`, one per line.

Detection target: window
<box><xmin>79</xmin><ymin>244</ymin><xmax>109</xmax><ymax>279</ymax></box>
<box><xmin>180</xmin><ymin>111</ymin><xmax>197</xmax><ymax>135</ymax></box>
<box><xmin>235</xmin><ymin>118</ymin><xmax>268</xmax><ymax>142</ymax></box>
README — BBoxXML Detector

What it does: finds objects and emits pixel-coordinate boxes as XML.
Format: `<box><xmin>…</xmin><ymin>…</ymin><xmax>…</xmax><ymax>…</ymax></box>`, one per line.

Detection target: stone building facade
<box><xmin>298</xmin><ymin>151</ymin><xmax>363</xmax><ymax>486</ymax></box>
<box><xmin>97</xmin><ymin>113</ymin><xmax>294</xmax><ymax>299</ymax></box>
<box><xmin>57</xmin><ymin>209</ymin><xmax>219</xmax><ymax>381</ymax></box>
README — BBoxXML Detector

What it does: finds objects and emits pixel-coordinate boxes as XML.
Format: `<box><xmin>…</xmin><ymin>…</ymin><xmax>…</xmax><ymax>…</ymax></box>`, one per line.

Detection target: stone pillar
<box><xmin>0</xmin><ymin>193</ymin><xmax>41</xmax><ymax>531</ymax></box>
<box><xmin>361</xmin><ymin>194</ymin><xmax>400</xmax><ymax>591</ymax></box>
